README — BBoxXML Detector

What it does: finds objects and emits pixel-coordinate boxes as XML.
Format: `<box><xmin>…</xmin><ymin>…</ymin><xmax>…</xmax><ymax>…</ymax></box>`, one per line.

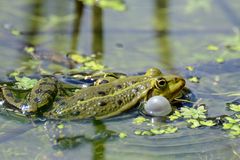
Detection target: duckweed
<box><xmin>227</xmin><ymin>103</ymin><xmax>240</xmax><ymax>112</ymax></box>
<box><xmin>180</xmin><ymin>105</ymin><xmax>207</xmax><ymax>119</ymax></box>
<box><xmin>15</xmin><ymin>77</ymin><xmax>38</xmax><ymax>90</ymax></box>
<box><xmin>185</xmin><ymin>66</ymin><xmax>195</xmax><ymax>71</ymax></box>
<box><xmin>24</xmin><ymin>46</ymin><xmax>35</xmax><ymax>54</ymax></box>
<box><xmin>215</xmin><ymin>57</ymin><xmax>225</xmax><ymax>64</ymax></box>
<box><xmin>188</xmin><ymin>76</ymin><xmax>200</xmax><ymax>83</ymax></box>
<box><xmin>207</xmin><ymin>44</ymin><xmax>219</xmax><ymax>51</ymax></box>
<box><xmin>119</xmin><ymin>132</ymin><xmax>127</xmax><ymax>139</ymax></box>
<box><xmin>132</xmin><ymin>116</ymin><xmax>148</xmax><ymax>125</ymax></box>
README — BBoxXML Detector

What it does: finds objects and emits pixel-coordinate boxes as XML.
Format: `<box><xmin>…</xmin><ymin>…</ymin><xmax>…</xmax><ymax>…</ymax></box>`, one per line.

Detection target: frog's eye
<box><xmin>155</xmin><ymin>78</ymin><xmax>167</xmax><ymax>89</ymax></box>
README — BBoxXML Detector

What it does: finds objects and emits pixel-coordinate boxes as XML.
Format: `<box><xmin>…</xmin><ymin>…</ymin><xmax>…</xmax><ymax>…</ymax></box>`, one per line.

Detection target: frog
<box><xmin>0</xmin><ymin>68</ymin><xmax>185</xmax><ymax>120</ymax></box>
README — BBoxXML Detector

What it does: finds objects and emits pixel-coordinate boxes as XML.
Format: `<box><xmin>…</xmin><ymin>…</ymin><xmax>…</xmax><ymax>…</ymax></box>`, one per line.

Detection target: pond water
<box><xmin>0</xmin><ymin>0</ymin><xmax>240</xmax><ymax>159</ymax></box>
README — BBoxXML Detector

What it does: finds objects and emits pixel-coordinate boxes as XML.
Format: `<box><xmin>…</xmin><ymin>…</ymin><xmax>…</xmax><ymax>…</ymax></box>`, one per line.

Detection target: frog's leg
<box><xmin>1</xmin><ymin>86</ymin><xmax>28</xmax><ymax>110</ymax></box>
<box><xmin>21</xmin><ymin>77</ymin><xmax>59</xmax><ymax>114</ymax></box>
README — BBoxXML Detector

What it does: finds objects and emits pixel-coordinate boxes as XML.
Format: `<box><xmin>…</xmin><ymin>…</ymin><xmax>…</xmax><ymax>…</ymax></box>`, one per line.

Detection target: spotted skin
<box><xmin>1</xmin><ymin>68</ymin><xmax>185</xmax><ymax>120</ymax></box>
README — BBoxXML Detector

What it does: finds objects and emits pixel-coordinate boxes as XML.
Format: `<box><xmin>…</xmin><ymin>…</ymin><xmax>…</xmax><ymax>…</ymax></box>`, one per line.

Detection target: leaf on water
<box><xmin>132</xmin><ymin>116</ymin><xmax>148</xmax><ymax>125</ymax></box>
<box><xmin>69</xmin><ymin>54</ymin><xmax>90</xmax><ymax>63</ymax></box>
<box><xmin>57</xmin><ymin>124</ymin><xmax>65</xmax><ymax>129</ymax></box>
<box><xmin>150</xmin><ymin>128</ymin><xmax>165</xmax><ymax>135</ymax></box>
<box><xmin>228</xmin><ymin>103</ymin><xmax>240</xmax><ymax>112</ymax></box>
<box><xmin>215</xmin><ymin>57</ymin><xmax>225</xmax><ymax>64</ymax></box>
<box><xmin>187</xmin><ymin>119</ymin><xmax>201</xmax><ymax>128</ymax></box>
<box><xmin>188</xmin><ymin>76</ymin><xmax>200</xmax><ymax>83</ymax></box>
<box><xmin>15</xmin><ymin>77</ymin><xmax>38</xmax><ymax>90</ymax></box>
<box><xmin>180</xmin><ymin>106</ymin><xmax>206</xmax><ymax>119</ymax></box>
<box><xmin>199</xmin><ymin>120</ymin><xmax>216</xmax><ymax>126</ymax></box>
<box><xmin>119</xmin><ymin>132</ymin><xmax>127</xmax><ymax>139</ymax></box>
<box><xmin>169</xmin><ymin>110</ymin><xmax>182</xmax><ymax>121</ymax></box>
<box><xmin>185</xmin><ymin>66</ymin><xmax>195</xmax><ymax>71</ymax></box>
<box><xmin>207</xmin><ymin>44</ymin><xmax>219</xmax><ymax>51</ymax></box>
<box><xmin>134</xmin><ymin>130</ymin><xmax>142</xmax><ymax>135</ymax></box>
<box><xmin>24</xmin><ymin>46</ymin><xmax>35</xmax><ymax>54</ymax></box>
<box><xmin>223</xmin><ymin>123</ymin><xmax>233</xmax><ymax>130</ymax></box>
<box><xmin>11</xmin><ymin>29</ymin><xmax>21</xmax><ymax>36</ymax></box>
<box><xmin>164</xmin><ymin>126</ymin><xmax>178</xmax><ymax>134</ymax></box>
<box><xmin>141</xmin><ymin>130</ymin><xmax>154</xmax><ymax>136</ymax></box>
<box><xmin>225</xmin><ymin>117</ymin><xmax>239</xmax><ymax>124</ymax></box>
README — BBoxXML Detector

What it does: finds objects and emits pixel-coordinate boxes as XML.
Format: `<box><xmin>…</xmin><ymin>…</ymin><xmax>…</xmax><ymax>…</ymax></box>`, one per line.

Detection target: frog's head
<box><xmin>149</xmin><ymin>75</ymin><xmax>185</xmax><ymax>101</ymax></box>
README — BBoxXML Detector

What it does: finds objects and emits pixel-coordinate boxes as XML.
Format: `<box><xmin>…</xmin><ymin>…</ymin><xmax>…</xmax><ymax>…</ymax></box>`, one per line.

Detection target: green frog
<box><xmin>0</xmin><ymin>68</ymin><xmax>185</xmax><ymax>120</ymax></box>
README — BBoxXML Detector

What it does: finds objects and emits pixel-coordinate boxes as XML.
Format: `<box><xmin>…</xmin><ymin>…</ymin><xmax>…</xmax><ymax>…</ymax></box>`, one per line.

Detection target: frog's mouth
<box><xmin>166</xmin><ymin>76</ymin><xmax>186</xmax><ymax>101</ymax></box>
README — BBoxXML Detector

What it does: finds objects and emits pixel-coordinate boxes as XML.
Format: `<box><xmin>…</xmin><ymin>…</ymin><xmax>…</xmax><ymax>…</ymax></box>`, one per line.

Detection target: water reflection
<box><xmin>154</xmin><ymin>0</ymin><xmax>173</xmax><ymax>70</ymax></box>
<box><xmin>25</xmin><ymin>0</ymin><xmax>104</xmax><ymax>66</ymax></box>
<box><xmin>70</xmin><ymin>0</ymin><xmax>84</xmax><ymax>51</ymax></box>
<box><xmin>92</xmin><ymin>120</ymin><xmax>106</xmax><ymax>160</ymax></box>
<box><xmin>92</xmin><ymin>5</ymin><xmax>104</xmax><ymax>60</ymax></box>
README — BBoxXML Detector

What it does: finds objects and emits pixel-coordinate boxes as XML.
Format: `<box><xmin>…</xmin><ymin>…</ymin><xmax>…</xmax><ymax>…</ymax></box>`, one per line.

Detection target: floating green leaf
<box><xmin>141</xmin><ymin>130</ymin><xmax>154</xmax><ymax>136</ymax></box>
<box><xmin>180</xmin><ymin>106</ymin><xmax>206</xmax><ymax>119</ymax></box>
<box><xmin>24</xmin><ymin>46</ymin><xmax>35</xmax><ymax>54</ymax></box>
<box><xmin>228</xmin><ymin>103</ymin><xmax>240</xmax><ymax>112</ymax></box>
<box><xmin>164</xmin><ymin>126</ymin><xmax>178</xmax><ymax>134</ymax></box>
<box><xmin>188</xmin><ymin>76</ymin><xmax>200</xmax><ymax>83</ymax></box>
<box><xmin>223</xmin><ymin>123</ymin><xmax>233</xmax><ymax>130</ymax></box>
<box><xmin>134</xmin><ymin>130</ymin><xmax>142</xmax><ymax>135</ymax></box>
<box><xmin>185</xmin><ymin>66</ymin><xmax>195</xmax><ymax>71</ymax></box>
<box><xmin>169</xmin><ymin>110</ymin><xmax>182</xmax><ymax>121</ymax></box>
<box><xmin>57</xmin><ymin>124</ymin><xmax>65</xmax><ymax>129</ymax></box>
<box><xmin>207</xmin><ymin>44</ymin><xmax>219</xmax><ymax>51</ymax></box>
<box><xmin>187</xmin><ymin>119</ymin><xmax>201</xmax><ymax>128</ymax></box>
<box><xmin>150</xmin><ymin>128</ymin><xmax>165</xmax><ymax>135</ymax></box>
<box><xmin>225</xmin><ymin>117</ymin><xmax>240</xmax><ymax>123</ymax></box>
<box><xmin>11</xmin><ymin>29</ymin><xmax>21</xmax><ymax>36</ymax></box>
<box><xmin>132</xmin><ymin>116</ymin><xmax>148</xmax><ymax>125</ymax></box>
<box><xmin>199</xmin><ymin>120</ymin><xmax>216</xmax><ymax>126</ymax></box>
<box><xmin>119</xmin><ymin>132</ymin><xmax>127</xmax><ymax>139</ymax></box>
<box><xmin>215</xmin><ymin>57</ymin><xmax>225</xmax><ymax>64</ymax></box>
<box><xmin>15</xmin><ymin>77</ymin><xmax>38</xmax><ymax>90</ymax></box>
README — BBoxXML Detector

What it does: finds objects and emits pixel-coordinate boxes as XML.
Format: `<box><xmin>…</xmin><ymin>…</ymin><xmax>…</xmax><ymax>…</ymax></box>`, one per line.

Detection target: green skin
<box><xmin>1</xmin><ymin>68</ymin><xmax>185</xmax><ymax>120</ymax></box>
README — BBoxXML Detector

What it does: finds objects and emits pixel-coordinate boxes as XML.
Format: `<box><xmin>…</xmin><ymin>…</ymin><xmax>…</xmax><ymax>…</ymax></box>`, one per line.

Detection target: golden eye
<box><xmin>155</xmin><ymin>78</ymin><xmax>167</xmax><ymax>89</ymax></box>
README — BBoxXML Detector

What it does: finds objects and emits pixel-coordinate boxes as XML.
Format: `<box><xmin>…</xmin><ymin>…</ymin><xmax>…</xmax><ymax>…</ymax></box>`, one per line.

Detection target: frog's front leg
<box><xmin>1</xmin><ymin>86</ymin><xmax>27</xmax><ymax>111</ymax></box>
<box><xmin>21</xmin><ymin>77</ymin><xmax>59</xmax><ymax>114</ymax></box>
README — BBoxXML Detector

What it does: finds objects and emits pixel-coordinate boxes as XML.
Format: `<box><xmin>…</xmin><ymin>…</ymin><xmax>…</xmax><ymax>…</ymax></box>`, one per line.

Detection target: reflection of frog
<box><xmin>1</xmin><ymin>68</ymin><xmax>185</xmax><ymax>120</ymax></box>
